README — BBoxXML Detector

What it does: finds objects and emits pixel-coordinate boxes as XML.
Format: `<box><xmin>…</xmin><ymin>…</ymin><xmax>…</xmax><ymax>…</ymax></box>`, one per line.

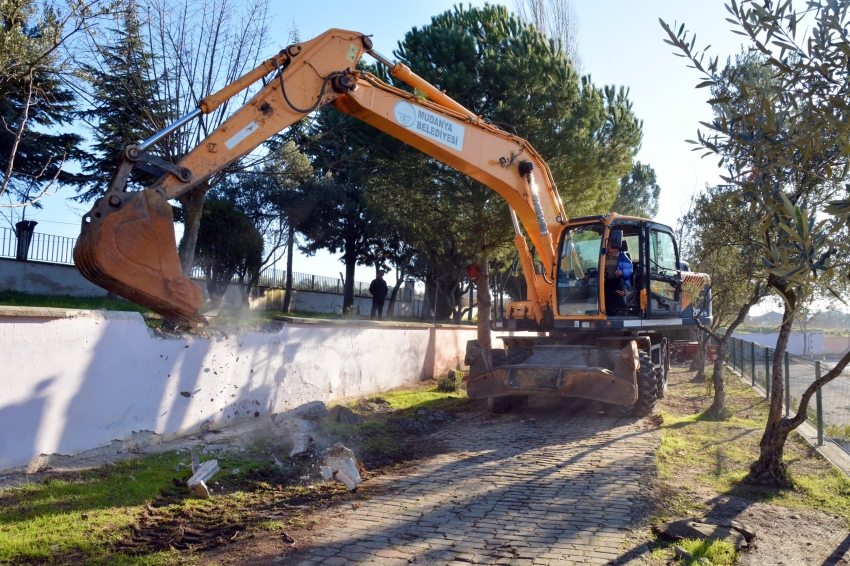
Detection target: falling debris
<box><xmin>187</xmin><ymin>460</ymin><xmax>220</xmax><ymax>498</ymax></box>
<box><xmin>289</xmin><ymin>433</ymin><xmax>314</xmax><ymax>458</ymax></box>
<box><xmin>323</xmin><ymin>444</ymin><xmax>361</xmax><ymax>490</ymax></box>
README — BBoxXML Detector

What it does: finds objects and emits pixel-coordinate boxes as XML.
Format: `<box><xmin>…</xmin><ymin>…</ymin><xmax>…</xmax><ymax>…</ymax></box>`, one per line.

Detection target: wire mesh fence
<box><xmin>725</xmin><ymin>335</ymin><xmax>850</xmax><ymax>459</ymax></box>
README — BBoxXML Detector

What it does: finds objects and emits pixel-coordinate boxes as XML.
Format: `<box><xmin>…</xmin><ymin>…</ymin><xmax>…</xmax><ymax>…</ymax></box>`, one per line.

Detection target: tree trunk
<box><xmin>386</xmin><ymin>267</ymin><xmax>403</xmax><ymax>320</ymax></box>
<box><xmin>282</xmin><ymin>224</ymin><xmax>294</xmax><ymax>313</ymax></box>
<box><xmin>342</xmin><ymin>248</ymin><xmax>356</xmax><ymax>315</ymax></box>
<box><xmin>690</xmin><ymin>331</ymin><xmax>706</xmax><ymax>381</ymax></box>
<box><xmin>750</xmin><ymin>288</ymin><xmax>797</xmax><ymax>486</ymax></box>
<box><xmin>177</xmin><ymin>182</ymin><xmax>210</xmax><ymax>276</ymax></box>
<box><xmin>476</xmin><ymin>252</ymin><xmax>492</xmax><ymax>365</ymax></box>
<box><xmin>708</xmin><ymin>339</ymin><xmax>727</xmax><ymax>416</ymax></box>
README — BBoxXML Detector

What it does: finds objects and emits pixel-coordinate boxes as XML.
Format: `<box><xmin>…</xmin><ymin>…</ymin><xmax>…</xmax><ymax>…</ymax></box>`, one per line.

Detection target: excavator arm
<box><xmin>75</xmin><ymin>29</ymin><xmax>567</xmax><ymax>323</ymax></box>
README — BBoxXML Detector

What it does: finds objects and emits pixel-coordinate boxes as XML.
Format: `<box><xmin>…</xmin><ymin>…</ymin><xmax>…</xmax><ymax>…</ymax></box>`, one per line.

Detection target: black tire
<box><xmin>487</xmin><ymin>348</ymin><xmax>528</xmax><ymax>414</ymax></box>
<box><xmin>603</xmin><ymin>351</ymin><xmax>658</xmax><ymax>417</ymax></box>
<box><xmin>656</xmin><ymin>339</ymin><xmax>669</xmax><ymax>399</ymax></box>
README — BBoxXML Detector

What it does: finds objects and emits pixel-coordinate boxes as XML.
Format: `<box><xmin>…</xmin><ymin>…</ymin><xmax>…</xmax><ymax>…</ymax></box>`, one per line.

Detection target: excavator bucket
<box><xmin>74</xmin><ymin>188</ymin><xmax>206</xmax><ymax>323</ymax></box>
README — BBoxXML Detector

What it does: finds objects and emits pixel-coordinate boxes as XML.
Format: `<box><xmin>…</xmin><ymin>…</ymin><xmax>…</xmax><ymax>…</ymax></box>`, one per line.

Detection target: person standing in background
<box><xmin>369</xmin><ymin>270</ymin><xmax>389</xmax><ymax>320</ymax></box>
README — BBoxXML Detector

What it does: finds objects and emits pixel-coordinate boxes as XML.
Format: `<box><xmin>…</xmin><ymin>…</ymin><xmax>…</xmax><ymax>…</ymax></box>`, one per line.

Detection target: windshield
<box><xmin>557</xmin><ymin>223</ymin><xmax>602</xmax><ymax>316</ymax></box>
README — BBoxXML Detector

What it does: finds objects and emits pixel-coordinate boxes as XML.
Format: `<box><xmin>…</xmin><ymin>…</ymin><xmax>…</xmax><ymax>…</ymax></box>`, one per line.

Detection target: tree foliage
<box><xmin>194</xmin><ymin>197</ymin><xmax>263</xmax><ymax>307</ymax></box>
<box><xmin>611</xmin><ymin>161</ymin><xmax>660</xmax><ymax>218</ymax></box>
<box><xmin>0</xmin><ymin>0</ymin><xmax>106</xmax><ymax>215</ymax></box>
<box><xmin>662</xmin><ymin>0</ymin><xmax>850</xmax><ymax>485</ymax></box>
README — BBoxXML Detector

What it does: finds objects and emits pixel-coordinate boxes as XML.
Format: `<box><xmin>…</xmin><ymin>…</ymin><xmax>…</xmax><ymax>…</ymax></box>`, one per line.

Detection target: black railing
<box><xmin>0</xmin><ymin>227</ymin><xmax>75</xmax><ymax>265</ymax></box>
<box><xmin>0</xmin><ymin>226</ymin><xmax>424</xmax><ymax>300</ymax></box>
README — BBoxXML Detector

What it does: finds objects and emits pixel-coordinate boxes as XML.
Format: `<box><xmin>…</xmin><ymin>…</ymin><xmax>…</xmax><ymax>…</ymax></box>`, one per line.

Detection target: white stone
<box><xmin>187</xmin><ymin>460</ymin><xmax>220</xmax><ymax>498</ymax></box>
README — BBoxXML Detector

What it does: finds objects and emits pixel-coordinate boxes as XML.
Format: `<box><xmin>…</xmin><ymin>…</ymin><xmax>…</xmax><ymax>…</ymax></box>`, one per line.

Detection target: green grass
<box><xmin>650</xmin><ymin>538</ymin><xmax>737</xmax><ymax>566</ymax></box>
<box><xmin>0</xmin><ymin>381</ymin><xmax>470</xmax><ymax>565</ymax></box>
<box><xmin>656</xmin><ymin>365</ymin><xmax>850</xmax><ymax>524</ymax></box>
<box><xmin>0</xmin><ymin>290</ymin><xmax>150</xmax><ymax>313</ymax></box>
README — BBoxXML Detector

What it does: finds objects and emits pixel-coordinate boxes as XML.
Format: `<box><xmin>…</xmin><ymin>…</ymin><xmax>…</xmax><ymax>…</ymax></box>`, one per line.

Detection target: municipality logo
<box><xmin>394</xmin><ymin>100</ymin><xmax>417</xmax><ymax>128</ymax></box>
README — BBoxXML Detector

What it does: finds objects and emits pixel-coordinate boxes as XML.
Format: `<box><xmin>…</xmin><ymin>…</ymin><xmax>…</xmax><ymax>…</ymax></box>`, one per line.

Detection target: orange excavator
<box><xmin>75</xmin><ymin>29</ymin><xmax>711</xmax><ymax>416</ymax></box>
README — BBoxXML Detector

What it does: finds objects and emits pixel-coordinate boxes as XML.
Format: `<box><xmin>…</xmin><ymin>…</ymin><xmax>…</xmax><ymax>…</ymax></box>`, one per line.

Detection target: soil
<box><xmin>620</xmin><ymin>363</ymin><xmax>850</xmax><ymax>566</ymax></box>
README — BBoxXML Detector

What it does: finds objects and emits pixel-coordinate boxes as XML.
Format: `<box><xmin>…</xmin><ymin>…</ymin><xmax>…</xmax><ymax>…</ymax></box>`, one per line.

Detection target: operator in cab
<box><xmin>604</xmin><ymin>241</ymin><xmax>632</xmax><ymax>315</ymax></box>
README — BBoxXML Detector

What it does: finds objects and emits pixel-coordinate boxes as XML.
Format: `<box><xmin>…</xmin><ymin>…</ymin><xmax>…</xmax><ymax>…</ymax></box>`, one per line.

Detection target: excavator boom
<box><xmin>74</xmin><ymin>29</ymin><xmax>566</xmax><ymax>322</ymax></box>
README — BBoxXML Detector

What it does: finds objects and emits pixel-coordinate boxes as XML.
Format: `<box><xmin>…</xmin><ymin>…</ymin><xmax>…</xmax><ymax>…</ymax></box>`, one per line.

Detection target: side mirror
<box><xmin>608</xmin><ymin>229</ymin><xmax>623</xmax><ymax>251</ymax></box>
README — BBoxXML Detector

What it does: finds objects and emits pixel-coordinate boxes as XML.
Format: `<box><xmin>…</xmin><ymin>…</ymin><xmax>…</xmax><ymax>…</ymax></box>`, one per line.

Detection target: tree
<box><xmin>679</xmin><ymin>184</ymin><xmax>768</xmax><ymax>415</ymax></box>
<box><xmin>194</xmin><ymin>197</ymin><xmax>263</xmax><ymax>308</ymax></box>
<box><xmin>211</xmin><ymin>139</ymin><xmax>313</xmax><ymax>313</ymax></box>
<box><xmin>514</xmin><ymin>0</ymin><xmax>582</xmax><ymax>71</ymax></box>
<box><xmin>74</xmin><ymin>0</ymin><xmax>272</xmax><ymax>277</ymax></box>
<box><xmin>611</xmin><ymin>161</ymin><xmax>661</xmax><ymax>218</ymax></box>
<box><xmin>662</xmin><ymin>0</ymin><xmax>850</xmax><ymax>485</ymax></box>
<box><xmin>73</xmin><ymin>0</ymin><xmax>165</xmax><ymax>202</ymax></box>
<box><xmin>0</xmin><ymin>0</ymin><xmax>106</xmax><ymax>216</ymax></box>
<box><xmin>387</xmin><ymin>4</ymin><xmax>642</xmax><ymax>345</ymax></box>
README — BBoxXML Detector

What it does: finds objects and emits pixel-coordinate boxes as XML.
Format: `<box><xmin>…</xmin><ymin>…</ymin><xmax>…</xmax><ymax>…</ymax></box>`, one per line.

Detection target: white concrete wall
<box><xmin>0</xmin><ymin>307</ymin><xmax>515</xmax><ymax>472</ymax></box>
<box><xmin>0</xmin><ymin>257</ymin><xmax>106</xmax><ymax>297</ymax></box>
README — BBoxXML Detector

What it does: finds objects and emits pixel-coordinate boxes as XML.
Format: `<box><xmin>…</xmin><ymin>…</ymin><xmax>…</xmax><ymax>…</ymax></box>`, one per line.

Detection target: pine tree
<box><xmin>0</xmin><ymin>0</ymin><xmax>85</xmax><ymax>210</ymax></box>
<box><xmin>611</xmin><ymin>162</ymin><xmax>661</xmax><ymax>218</ymax></box>
<box><xmin>73</xmin><ymin>1</ymin><xmax>166</xmax><ymax>203</ymax></box>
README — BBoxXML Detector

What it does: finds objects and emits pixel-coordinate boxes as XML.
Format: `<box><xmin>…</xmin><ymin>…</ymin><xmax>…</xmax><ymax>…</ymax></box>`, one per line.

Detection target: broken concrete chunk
<box><xmin>278</xmin><ymin>418</ymin><xmax>317</xmax><ymax>434</ymax></box>
<box><xmin>658</xmin><ymin>518</ymin><xmax>749</xmax><ymax>549</ymax></box>
<box><xmin>291</xmin><ymin>400</ymin><xmax>329</xmax><ymax>421</ymax></box>
<box><xmin>323</xmin><ymin>444</ymin><xmax>361</xmax><ymax>490</ymax></box>
<box><xmin>289</xmin><ymin>432</ymin><xmax>314</xmax><ymax>458</ymax></box>
<box><xmin>202</xmin><ymin>444</ymin><xmax>227</xmax><ymax>454</ymax></box>
<box><xmin>320</xmin><ymin>466</ymin><xmax>333</xmax><ymax>481</ymax></box>
<box><xmin>697</xmin><ymin>518</ymin><xmax>757</xmax><ymax>542</ymax></box>
<box><xmin>328</xmin><ymin>405</ymin><xmax>362</xmax><ymax>425</ymax></box>
<box><xmin>187</xmin><ymin>460</ymin><xmax>220</xmax><ymax>499</ymax></box>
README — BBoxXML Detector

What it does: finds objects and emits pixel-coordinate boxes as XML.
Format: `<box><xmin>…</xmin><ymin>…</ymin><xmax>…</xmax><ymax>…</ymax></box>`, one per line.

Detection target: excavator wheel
<box><xmin>603</xmin><ymin>351</ymin><xmax>657</xmax><ymax>418</ymax></box>
<box><xmin>486</xmin><ymin>349</ymin><xmax>529</xmax><ymax>414</ymax></box>
<box><xmin>74</xmin><ymin>188</ymin><xmax>206</xmax><ymax>323</ymax></box>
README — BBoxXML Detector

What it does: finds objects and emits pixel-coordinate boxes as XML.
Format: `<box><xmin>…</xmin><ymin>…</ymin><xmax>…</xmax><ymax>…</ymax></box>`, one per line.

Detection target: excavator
<box><xmin>74</xmin><ymin>29</ymin><xmax>711</xmax><ymax>417</ymax></box>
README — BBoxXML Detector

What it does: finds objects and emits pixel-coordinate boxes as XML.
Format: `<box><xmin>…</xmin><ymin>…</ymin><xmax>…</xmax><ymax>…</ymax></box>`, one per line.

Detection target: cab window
<box><xmin>557</xmin><ymin>224</ymin><xmax>603</xmax><ymax>316</ymax></box>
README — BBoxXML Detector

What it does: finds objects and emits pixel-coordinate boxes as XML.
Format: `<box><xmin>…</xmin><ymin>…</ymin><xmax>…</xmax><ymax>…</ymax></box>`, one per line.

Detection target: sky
<box><xmin>8</xmin><ymin>0</ymin><xmax>751</xmax><ymax>286</ymax></box>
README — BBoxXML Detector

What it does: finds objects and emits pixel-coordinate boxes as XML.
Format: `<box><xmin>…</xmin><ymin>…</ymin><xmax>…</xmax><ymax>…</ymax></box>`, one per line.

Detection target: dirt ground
<box><xmin>3</xmin><ymin>366</ymin><xmax>850</xmax><ymax>565</ymax></box>
<box><xmin>621</xmin><ymin>364</ymin><xmax>850</xmax><ymax>566</ymax></box>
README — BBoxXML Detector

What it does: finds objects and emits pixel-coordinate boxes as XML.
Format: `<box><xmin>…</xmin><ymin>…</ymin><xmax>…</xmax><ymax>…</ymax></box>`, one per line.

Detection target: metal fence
<box><xmin>2</xmin><ymin>225</ymin><xmax>426</xmax><ymax>303</ymax></box>
<box><xmin>189</xmin><ymin>265</ymin><xmax>413</xmax><ymax>299</ymax></box>
<box><xmin>0</xmin><ymin>227</ymin><xmax>76</xmax><ymax>265</ymax></box>
<box><xmin>726</xmin><ymin>335</ymin><xmax>850</xmax><ymax>459</ymax></box>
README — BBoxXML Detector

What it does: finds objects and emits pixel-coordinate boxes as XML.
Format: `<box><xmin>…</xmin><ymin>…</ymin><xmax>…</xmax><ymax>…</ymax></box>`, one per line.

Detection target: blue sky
<box><xmin>12</xmin><ymin>1</ymin><xmax>749</xmax><ymax>283</ymax></box>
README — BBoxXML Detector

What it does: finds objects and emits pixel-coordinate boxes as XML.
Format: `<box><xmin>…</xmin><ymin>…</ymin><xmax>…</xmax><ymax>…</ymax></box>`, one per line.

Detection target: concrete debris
<box><xmin>191</xmin><ymin>450</ymin><xmax>200</xmax><ymax>474</ymax></box>
<box><xmin>328</xmin><ymin>405</ymin><xmax>363</xmax><ymax>425</ymax></box>
<box><xmin>356</xmin><ymin>397</ymin><xmax>393</xmax><ymax>414</ymax></box>
<box><xmin>272</xmin><ymin>453</ymin><xmax>284</xmax><ymax>469</ymax></box>
<box><xmin>417</xmin><ymin>408</ymin><xmax>451</xmax><ymax>422</ymax></box>
<box><xmin>673</xmin><ymin>546</ymin><xmax>693</xmax><ymax>561</ymax></box>
<box><xmin>657</xmin><ymin>518</ymin><xmax>752</xmax><ymax>549</ymax></box>
<box><xmin>388</xmin><ymin>417</ymin><xmax>437</xmax><ymax>435</ymax></box>
<box><xmin>187</xmin><ymin>460</ymin><xmax>220</xmax><ymax>498</ymax></box>
<box><xmin>323</xmin><ymin>444</ymin><xmax>361</xmax><ymax>490</ymax></box>
<box><xmin>291</xmin><ymin>400</ymin><xmax>330</xmax><ymax>421</ymax></box>
<box><xmin>231</xmin><ymin>468</ymin><xmax>240</xmax><ymax>475</ymax></box>
<box><xmin>289</xmin><ymin>432</ymin><xmax>314</xmax><ymax>458</ymax></box>
<box><xmin>202</xmin><ymin>444</ymin><xmax>228</xmax><ymax>454</ymax></box>
<box><xmin>320</xmin><ymin>466</ymin><xmax>333</xmax><ymax>480</ymax></box>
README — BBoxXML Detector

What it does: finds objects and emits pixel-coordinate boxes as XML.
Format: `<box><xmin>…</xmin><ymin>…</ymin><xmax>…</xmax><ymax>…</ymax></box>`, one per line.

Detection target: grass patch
<box><xmin>650</xmin><ymin>538</ymin><xmax>737</xmax><ymax>566</ymax></box>
<box><xmin>0</xmin><ymin>290</ymin><xmax>150</xmax><ymax>314</ymax></box>
<box><xmin>657</xmin><ymin>365</ymin><xmax>850</xmax><ymax>523</ymax></box>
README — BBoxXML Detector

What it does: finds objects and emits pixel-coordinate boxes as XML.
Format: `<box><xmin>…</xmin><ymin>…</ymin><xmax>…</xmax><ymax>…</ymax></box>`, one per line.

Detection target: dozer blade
<box><xmin>74</xmin><ymin>188</ymin><xmax>206</xmax><ymax>323</ymax></box>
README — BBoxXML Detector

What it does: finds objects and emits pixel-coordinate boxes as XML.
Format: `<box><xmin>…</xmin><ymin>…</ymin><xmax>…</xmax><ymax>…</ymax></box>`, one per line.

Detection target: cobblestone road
<box><xmin>281</xmin><ymin>399</ymin><xmax>660</xmax><ymax>566</ymax></box>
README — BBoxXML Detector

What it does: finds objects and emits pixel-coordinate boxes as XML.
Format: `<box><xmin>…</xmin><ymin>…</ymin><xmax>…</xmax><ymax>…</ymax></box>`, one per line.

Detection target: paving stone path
<box><xmin>283</xmin><ymin>399</ymin><xmax>660</xmax><ymax>566</ymax></box>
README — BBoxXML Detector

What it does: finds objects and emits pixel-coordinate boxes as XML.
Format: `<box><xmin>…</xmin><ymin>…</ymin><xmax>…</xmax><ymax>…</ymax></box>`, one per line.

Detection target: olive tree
<box><xmin>662</xmin><ymin>0</ymin><xmax>850</xmax><ymax>485</ymax></box>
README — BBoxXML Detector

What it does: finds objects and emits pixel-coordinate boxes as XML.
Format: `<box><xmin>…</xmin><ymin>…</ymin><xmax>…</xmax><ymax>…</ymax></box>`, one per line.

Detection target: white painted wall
<box><xmin>0</xmin><ymin>307</ymin><xmax>518</xmax><ymax>472</ymax></box>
